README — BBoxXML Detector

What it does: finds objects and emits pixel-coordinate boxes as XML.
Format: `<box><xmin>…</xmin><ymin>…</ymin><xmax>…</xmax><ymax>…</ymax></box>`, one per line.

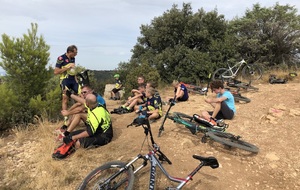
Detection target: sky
<box><xmin>0</xmin><ymin>0</ymin><xmax>299</xmax><ymax>73</ymax></box>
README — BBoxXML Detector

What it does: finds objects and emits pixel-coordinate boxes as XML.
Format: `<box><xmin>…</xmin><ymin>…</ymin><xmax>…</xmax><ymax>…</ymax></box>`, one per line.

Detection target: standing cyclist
<box><xmin>54</xmin><ymin>45</ymin><xmax>79</xmax><ymax>111</ymax></box>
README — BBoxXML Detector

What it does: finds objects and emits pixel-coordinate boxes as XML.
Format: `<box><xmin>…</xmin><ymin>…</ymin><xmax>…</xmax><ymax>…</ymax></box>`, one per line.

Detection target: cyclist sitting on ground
<box><xmin>137</xmin><ymin>87</ymin><xmax>162</xmax><ymax>121</ymax></box>
<box><xmin>62</xmin><ymin>93</ymin><xmax>113</xmax><ymax>149</ymax></box>
<box><xmin>57</xmin><ymin>85</ymin><xmax>106</xmax><ymax>140</ymax></box>
<box><xmin>200</xmin><ymin>80</ymin><xmax>236</xmax><ymax>125</ymax></box>
<box><xmin>120</xmin><ymin>84</ymin><xmax>146</xmax><ymax>112</ymax></box>
<box><xmin>131</xmin><ymin>75</ymin><xmax>146</xmax><ymax>96</ymax></box>
<box><xmin>167</xmin><ymin>80</ymin><xmax>189</xmax><ymax>102</ymax></box>
<box><xmin>110</xmin><ymin>74</ymin><xmax>122</xmax><ymax>100</ymax></box>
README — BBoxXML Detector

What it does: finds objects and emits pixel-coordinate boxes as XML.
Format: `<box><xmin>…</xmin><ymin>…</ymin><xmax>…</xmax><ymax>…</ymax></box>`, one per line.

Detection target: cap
<box><xmin>114</xmin><ymin>74</ymin><xmax>120</xmax><ymax>78</ymax></box>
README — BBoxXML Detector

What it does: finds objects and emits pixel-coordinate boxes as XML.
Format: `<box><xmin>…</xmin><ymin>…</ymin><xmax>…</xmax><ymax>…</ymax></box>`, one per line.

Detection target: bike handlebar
<box><xmin>128</xmin><ymin>115</ymin><xmax>172</xmax><ymax>165</ymax></box>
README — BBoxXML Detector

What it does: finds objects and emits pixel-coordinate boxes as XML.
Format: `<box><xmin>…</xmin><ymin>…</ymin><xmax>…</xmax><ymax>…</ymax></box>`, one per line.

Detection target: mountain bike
<box><xmin>167</xmin><ymin>112</ymin><xmax>259</xmax><ymax>153</ymax></box>
<box><xmin>179</xmin><ymin>82</ymin><xmax>208</xmax><ymax>95</ymax></box>
<box><xmin>212</xmin><ymin>59</ymin><xmax>263</xmax><ymax>82</ymax></box>
<box><xmin>77</xmin><ymin>115</ymin><xmax>219</xmax><ymax>190</ymax></box>
<box><xmin>226</xmin><ymin>78</ymin><xmax>259</xmax><ymax>91</ymax></box>
<box><xmin>178</xmin><ymin>74</ymin><xmax>211</xmax><ymax>96</ymax></box>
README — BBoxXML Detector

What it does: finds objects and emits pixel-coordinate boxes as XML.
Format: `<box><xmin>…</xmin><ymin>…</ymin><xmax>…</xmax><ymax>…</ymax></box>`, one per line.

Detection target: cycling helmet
<box><xmin>114</xmin><ymin>74</ymin><xmax>120</xmax><ymax>78</ymax></box>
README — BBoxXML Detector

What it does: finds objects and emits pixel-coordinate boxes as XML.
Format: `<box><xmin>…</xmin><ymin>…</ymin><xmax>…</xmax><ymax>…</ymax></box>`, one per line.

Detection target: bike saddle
<box><xmin>192</xmin><ymin>155</ymin><xmax>219</xmax><ymax>169</ymax></box>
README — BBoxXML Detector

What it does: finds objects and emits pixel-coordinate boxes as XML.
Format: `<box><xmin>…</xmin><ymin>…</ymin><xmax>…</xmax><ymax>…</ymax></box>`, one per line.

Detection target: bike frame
<box><xmin>113</xmin><ymin>118</ymin><xmax>217</xmax><ymax>190</ymax></box>
<box><xmin>223</xmin><ymin>59</ymin><xmax>246</xmax><ymax>79</ymax></box>
<box><xmin>106</xmin><ymin>143</ymin><xmax>210</xmax><ymax>190</ymax></box>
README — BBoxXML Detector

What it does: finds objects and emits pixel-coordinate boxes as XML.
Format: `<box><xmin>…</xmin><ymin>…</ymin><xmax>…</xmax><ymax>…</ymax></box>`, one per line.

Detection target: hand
<box><xmin>68</xmin><ymin>63</ymin><xmax>75</xmax><ymax>68</ymax></box>
<box><xmin>61</xmin><ymin>110</ymin><xmax>69</xmax><ymax>116</ymax></box>
<box><xmin>63</xmin><ymin>135</ymin><xmax>73</xmax><ymax>144</ymax></box>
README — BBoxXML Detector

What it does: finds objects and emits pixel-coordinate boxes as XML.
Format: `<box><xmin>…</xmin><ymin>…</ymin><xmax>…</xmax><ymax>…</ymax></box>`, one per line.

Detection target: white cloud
<box><xmin>0</xmin><ymin>0</ymin><xmax>299</xmax><ymax>72</ymax></box>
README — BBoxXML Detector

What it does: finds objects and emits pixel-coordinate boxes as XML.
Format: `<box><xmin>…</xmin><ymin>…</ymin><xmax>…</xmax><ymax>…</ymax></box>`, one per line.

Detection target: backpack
<box><xmin>269</xmin><ymin>74</ymin><xmax>287</xmax><ymax>84</ymax></box>
<box><xmin>52</xmin><ymin>141</ymin><xmax>76</xmax><ymax>160</ymax></box>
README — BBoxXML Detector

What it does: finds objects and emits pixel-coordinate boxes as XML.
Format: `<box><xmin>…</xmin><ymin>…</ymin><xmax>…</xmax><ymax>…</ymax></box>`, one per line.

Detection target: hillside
<box><xmin>1</xmin><ymin>79</ymin><xmax>300</xmax><ymax>189</ymax></box>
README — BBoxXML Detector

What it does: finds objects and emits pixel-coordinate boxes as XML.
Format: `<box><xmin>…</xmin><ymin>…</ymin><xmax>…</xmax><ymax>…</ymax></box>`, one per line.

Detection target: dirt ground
<box><xmin>1</xmin><ymin>80</ymin><xmax>300</xmax><ymax>190</ymax></box>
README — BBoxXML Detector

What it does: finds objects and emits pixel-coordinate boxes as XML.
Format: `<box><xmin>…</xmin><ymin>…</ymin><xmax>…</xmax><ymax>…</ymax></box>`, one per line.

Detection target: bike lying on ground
<box><xmin>226</xmin><ymin>87</ymin><xmax>251</xmax><ymax>104</ymax></box>
<box><xmin>212</xmin><ymin>59</ymin><xmax>263</xmax><ymax>82</ymax></box>
<box><xmin>178</xmin><ymin>73</ymin><xmax>211</xmax><ymax>96</ymax></box>
<box><xmin>167</xmin><ymin>112</ymin><xmax>259</xmax><ymax>153</ymax></box>
<box><xmin>77</xmin><ymin>115</ymin><xmax>219</xmax><ymax>190</ymax></box>
<box><xmin>226</xmin><ymin>78</ymin><xmax>259</xmax><ymax>91</ymax></box>
<box><xmin>180</xmin><ymin>82</ymin><xmax>208</xmax><ymax>95</ymax></box>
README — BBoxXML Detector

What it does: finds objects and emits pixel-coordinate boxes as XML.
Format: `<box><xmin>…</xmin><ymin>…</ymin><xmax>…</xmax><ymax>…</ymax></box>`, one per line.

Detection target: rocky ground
<box><xmin>0</xmin><ymin>80</ymin><xmax>300</xmax><ymax>190</ymax></box>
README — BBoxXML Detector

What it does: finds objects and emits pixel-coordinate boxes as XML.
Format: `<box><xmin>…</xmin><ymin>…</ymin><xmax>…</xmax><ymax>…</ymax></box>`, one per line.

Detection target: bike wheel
<box><xmin>242</xmin><ymin>64</ymin><xmax>263</xmax><ymax>81</ymax></box>
<box><xmin>233</xmin><ymin>94</ymin><xmax>251</xmax><ymax>103</ymax></box>
<box><xmin>206</xmin><ymin>131</ymin><xmax>259</xmax><ymax>153</ymax></box>
<box><xmin>212</xmin><ymin>68</ymin><xmax>232</xmax><ymax>83</ymax></box>
<box><xmin>77</xmin><ymin>161</ymin><xmax>134</xmax><ymax>190</ymax></box>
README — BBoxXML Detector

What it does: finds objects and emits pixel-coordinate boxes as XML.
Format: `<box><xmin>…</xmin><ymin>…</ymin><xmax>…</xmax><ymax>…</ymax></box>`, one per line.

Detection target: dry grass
<box><xmin>261</xmin><ymin>69</ymin><xmax>299</xmax><ymax>83</ymax></box>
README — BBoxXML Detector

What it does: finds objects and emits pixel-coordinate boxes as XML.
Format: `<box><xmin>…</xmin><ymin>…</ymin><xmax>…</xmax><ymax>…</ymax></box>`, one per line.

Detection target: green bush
<box><xmin>0</xmin><ymin>84</ymin><xmax>19</xmax><ymax>130</ymax></box>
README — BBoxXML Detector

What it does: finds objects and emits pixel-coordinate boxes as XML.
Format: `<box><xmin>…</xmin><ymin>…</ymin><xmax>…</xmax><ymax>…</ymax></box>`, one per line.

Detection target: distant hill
<box><xmin>91</xmin><ymin>70</ymin><xmax>115</xmax><ymax>82</ymax></box>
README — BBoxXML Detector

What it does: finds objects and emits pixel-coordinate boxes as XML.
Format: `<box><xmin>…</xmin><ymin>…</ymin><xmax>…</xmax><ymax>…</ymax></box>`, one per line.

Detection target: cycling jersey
<box><xmin>55</xmin><ymin>53</ymin><xmax>76</xmax><ymax>80</ymax></box>
<box><xmin>85</xmin><ymin>105</ymin><xmax>113</xmax><ymax>137</ymax></box>
<box><xmin>115</xmin><ymin>79</ymin><xmax>122</xmax><ymax>89</ymax></box>
<box><xmin>174</xmin><ymin>83</ymin><xmax>189</xmax><ymax>101</ymax></box>
<box><xmin>146</xmin><ymin>96</ymin><xmax>163</xmax><ymax>116</ymax></box>
<box><xmin>56</xmin><ymin>53</ymin><xmax>79</xmax><ymax>93</ymax></box>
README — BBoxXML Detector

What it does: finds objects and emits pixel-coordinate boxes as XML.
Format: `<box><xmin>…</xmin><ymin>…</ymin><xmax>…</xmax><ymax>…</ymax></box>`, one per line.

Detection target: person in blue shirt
<box><xmin>200</xmin><ymin>80</ymin><xmax>236</xmax><ymax>125</ymax></box>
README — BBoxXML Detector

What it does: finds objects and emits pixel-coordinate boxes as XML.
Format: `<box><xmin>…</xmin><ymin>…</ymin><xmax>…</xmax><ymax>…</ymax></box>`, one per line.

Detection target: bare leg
<box><xmin>148</xmin><ymin>113</ymin><xmax>159</xmax><ymax>120</ymax></box>
<box><xmin>66</xmin><ymin>113</ymin><xmax>87</xmax><ymax>133</ymax></box>
<box><xmin>62</xmin><ymin>94</ymin><xmax>68</xmax><ymax>110</ymax></box>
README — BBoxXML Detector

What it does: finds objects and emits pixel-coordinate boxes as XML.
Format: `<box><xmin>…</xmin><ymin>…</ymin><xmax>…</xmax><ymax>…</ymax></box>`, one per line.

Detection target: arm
<box><xmin>61</xmin><ymin>104</ymin><xmax>85</xmax><ymax>116</ymax></box>
<box><xmin>205</xmin><ymin>96</ymin><xmax>227</xmax><ymax>104</ymax></box>
<box><xmin>175</xmin><ymin>86</ymin><xmax>183</xmax><ymax>100</ymax></box>
<box><xmin>54</xmin><ymin>63</ymin><xmax>75</xmax><ymax>75</ymax></box>
<box><xmin>70</xmin><ymin>93</ymin><xmax>85</xmax><ymax>104</ymax></box>
<box><xmin>71</xmin><ymin>130</ymin><xmax>89</xmax><ymax>141</ymax></box>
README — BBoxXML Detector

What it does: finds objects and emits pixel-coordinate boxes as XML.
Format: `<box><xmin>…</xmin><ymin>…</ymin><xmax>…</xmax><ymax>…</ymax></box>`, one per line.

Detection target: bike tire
<box><xmin>242</xmin><ymin>64</ymin><xmax>263</xmax><ymax>81</ymax></box>
<box><xmin>212</xmin><ymin>68</ymin><xmax>232</xmax><ymax>83</ymax></box>
<box><xmin>206</xmin><ymin>131</ymin><xmax>259</xmax><ymax>153</ymax></box>
<box><xmin>77</xmin><ymin>161</ymin><xmax>134</xmax><ymax>190</ymax></box>
<box><xmin>233</xmin><ymin>94</ymin><xmax>251</xmax><ymax>103</ymax></box>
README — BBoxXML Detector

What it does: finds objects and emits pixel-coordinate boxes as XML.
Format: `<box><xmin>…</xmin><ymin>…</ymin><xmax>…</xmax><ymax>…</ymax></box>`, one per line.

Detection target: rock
<box><xmin>265</xmin><ymin>152</ymin><xmax>280</xmax><ymax>161</ymax></box>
